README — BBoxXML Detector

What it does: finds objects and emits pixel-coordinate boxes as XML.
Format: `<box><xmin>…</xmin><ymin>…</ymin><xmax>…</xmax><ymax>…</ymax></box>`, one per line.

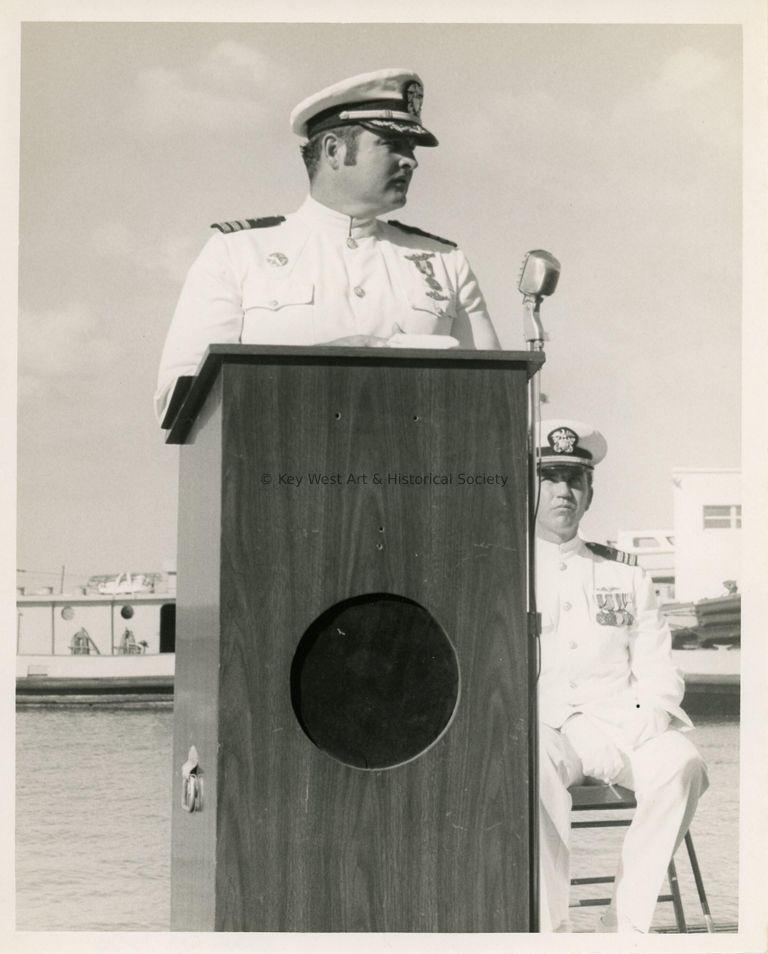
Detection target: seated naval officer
<box><xmin>534</xmin><ymin>419</ymin><xmax>708</xmax><ymax>933</ymax></box>
<box><xmin>154</xmin><ymin>67</ymin><xmax>501</xmax><ymax>421</ymax></box>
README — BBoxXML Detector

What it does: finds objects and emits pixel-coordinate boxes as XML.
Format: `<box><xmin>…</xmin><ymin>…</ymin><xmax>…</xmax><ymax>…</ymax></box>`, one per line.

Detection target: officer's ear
<box><xmin>585</xmin><ymin>474</ymin><xmax>594</xmax><ymax>511</ymax></box>
<box><xmin>321</xmin><ymin>132</ymin><xmax>342</xmax><ymax>170</ymax></box>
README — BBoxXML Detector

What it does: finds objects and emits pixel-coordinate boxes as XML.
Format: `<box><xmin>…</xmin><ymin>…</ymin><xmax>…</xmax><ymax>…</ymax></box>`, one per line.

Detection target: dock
<box><xmin>15</xmin><ymin>668</ymin><xmax>738</xmax><ymax>713</ymax></box>
<box><xmin>16</xmin><ymin>674</ymin><xmax>174</xmax><ymax>707</ymax></box>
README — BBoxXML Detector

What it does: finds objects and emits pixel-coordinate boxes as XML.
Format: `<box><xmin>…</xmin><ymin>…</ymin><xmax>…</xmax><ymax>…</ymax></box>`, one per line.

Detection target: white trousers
<box><xmin>538</xmin><ymin>724</ymin><xmax>709</xmax><ymax>933</ymax></box>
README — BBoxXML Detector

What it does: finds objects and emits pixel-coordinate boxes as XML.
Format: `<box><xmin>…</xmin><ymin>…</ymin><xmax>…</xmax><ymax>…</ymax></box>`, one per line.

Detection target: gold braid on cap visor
<box><xmin>338</xmin><ymin>109</ymin><xmax>416</xmax><ymax>122</ymax></box>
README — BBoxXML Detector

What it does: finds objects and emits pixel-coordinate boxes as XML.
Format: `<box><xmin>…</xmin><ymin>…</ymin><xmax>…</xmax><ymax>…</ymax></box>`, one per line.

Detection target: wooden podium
<box><xmin>166</xmin><ymin>344</ymin><xmax>544</xmax><ymax>932</ymax></box>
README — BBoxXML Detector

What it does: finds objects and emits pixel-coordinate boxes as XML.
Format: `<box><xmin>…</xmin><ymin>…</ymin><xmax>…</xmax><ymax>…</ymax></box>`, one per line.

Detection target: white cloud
<box><xmin>125</xmin><ymin>40</ymin><xmax>283</xmax><ymax>137</ymax></box>
<box><xmin>134</xmin><ymin>234</ymin><xmax>202</xmax><ymax>284</ymax></box>
<box><xmin>615</xmin><ymin>46</ymin><xmax>733</xmax><ymax>147</ymax></box>
<box><xmin>19</xmin><ymin>303</ymin><xmax>119</xmax><ymax>402</ymax></box>
<box><xmin>459</xmin><ymin>44</ymin><xmax>733</xmax><ymax>169</ymax></box>
<box><xmin>198</xmin><ymin>40</ymin><xmax>273</xmax><ymax>86</ymax></box>
<box><xmin>461</xmin><ymin>87</ymin><xmax>583</xmax><ymax>141</ymax></box>
<box><xmin>640</xmin><ymin>47</ymin><xmax>726</xmax><ymax>112</ymax></box>
<box><xmin>91</xmin><ymin>224</ymin><xmax>200</xmax><ymax>284</ymax></box>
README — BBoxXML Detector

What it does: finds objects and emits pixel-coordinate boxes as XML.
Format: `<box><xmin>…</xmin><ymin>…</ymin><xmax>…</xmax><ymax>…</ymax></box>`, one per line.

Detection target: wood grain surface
<box><xmin>171</xmin><ymin>377</ymin><xmax>223</xmax><ymax>930</ymax></box>
<box><xmin>172</xmin><ymin>354</ymin><xmax>534</xmax><ymax>931</ymax></box>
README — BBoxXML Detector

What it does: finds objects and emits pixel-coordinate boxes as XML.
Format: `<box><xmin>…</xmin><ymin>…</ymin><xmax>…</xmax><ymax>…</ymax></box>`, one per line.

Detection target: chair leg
<box><xmin>667</xmin><ymin>858</ymin><xmax>688</xmax><ymax>933</ymax></box>
<box><xmin>684</xmin><ymin>832</ymin><xmax>715</xmax><ymax>933</ymax></box>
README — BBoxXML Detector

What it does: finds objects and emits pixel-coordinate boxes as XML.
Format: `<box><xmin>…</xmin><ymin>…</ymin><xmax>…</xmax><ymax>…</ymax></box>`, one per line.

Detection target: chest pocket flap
<box><xmin>243</xmin><ymin>277</ymin><xmax>314</xmax><ymax>312</ymax></box>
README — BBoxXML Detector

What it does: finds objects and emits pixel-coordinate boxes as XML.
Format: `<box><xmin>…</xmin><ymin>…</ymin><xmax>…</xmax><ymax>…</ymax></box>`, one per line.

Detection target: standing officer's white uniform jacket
<box><xmin>154</xmin><ymin>195</ymin><xmax>498</xmax><ymax>421</ymax></box>
<box><xmin>536</xmin><ymin>534</ymin><xmax>692</xmax><ymax>746</ymax></box>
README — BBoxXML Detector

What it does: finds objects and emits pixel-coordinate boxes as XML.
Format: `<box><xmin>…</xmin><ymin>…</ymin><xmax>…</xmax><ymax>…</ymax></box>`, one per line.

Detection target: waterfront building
<box><xmin>614</xmin><ymin>468</ymin><xmax>741</xmax><ymax>604</ymax></box>
<box><xmin>672</xmin><ymin>468</ymin><xmax>741</xmax><ymax>603</ymax></box>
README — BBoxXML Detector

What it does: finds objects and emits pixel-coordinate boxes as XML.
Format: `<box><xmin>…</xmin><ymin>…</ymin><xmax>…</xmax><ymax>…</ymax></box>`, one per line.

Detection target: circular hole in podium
<box><xmin>291</xmin><ymin>594</ymin><xmax>459</xmax><ymax>770</ymax></box>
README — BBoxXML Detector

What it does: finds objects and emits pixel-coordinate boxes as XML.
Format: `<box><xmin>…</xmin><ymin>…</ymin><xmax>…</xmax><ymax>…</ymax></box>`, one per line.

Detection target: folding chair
<box><xmin>569</xmin><ymin>782</ymin><xmax>714</xmax><ymax>933</ymax></box>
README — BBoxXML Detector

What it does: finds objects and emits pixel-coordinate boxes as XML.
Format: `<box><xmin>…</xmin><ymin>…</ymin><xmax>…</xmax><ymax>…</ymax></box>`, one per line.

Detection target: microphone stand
<box><xmin>523</xmin><ymin>293</ymin><xmax>545</xmax><ymax>933</ymax></box>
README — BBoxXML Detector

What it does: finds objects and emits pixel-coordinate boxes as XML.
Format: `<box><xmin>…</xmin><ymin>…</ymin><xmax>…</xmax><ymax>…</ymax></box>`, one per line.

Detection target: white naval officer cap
<box><xmin>537</xmin><ymin>418</ymin><xmax>607</xmax><ymax>469</ymax></box>
<box><xmin>290</xmin><ymin>67</ymin><xmax>438</xmax><ymax>146</ymax></box>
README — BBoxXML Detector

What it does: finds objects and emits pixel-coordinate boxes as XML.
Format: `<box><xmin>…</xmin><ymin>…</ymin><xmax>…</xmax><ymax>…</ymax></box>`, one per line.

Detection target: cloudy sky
<box><xmin>10</xmin><ymin>12</ymin><xmax>753</xmax><ymax>592</ymax></box>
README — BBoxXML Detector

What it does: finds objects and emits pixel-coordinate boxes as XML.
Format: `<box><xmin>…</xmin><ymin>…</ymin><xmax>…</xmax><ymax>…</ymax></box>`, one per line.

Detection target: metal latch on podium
<box><xmin>181</xmin><ymin>745</ymin><xmax>203</xmax><ymax>812</ymax></box>
<box><xmin>527</xmin><ymin>612</ymin><xmax>542</xmax><ymax>639</ymax></box>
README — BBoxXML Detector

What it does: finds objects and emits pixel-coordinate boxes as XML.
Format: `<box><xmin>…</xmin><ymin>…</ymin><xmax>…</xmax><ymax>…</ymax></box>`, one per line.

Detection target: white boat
<box><xmin>16</xmin><ymin>572</ymin><xmax>176</xmax><ymax>702</ymax></box>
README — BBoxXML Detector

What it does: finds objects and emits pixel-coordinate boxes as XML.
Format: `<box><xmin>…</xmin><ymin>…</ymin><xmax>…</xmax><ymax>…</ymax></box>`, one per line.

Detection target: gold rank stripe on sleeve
<box><xmin>386</xmin><ymin>220</ymin><xmax>457</xmax><ymax>247</ymax></box>
<box><xmin>210</xmin><ymin>216</ymin><xmax>286</xmax><ymax>234</ymax></box>
<box><xmin>585</xmin><ymin>541</ymin><xmax>638</xmax><ymax>566</ymax></box>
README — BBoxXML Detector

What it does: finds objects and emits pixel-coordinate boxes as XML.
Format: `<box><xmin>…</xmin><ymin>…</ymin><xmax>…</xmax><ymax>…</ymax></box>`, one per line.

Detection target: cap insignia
<box><xmin>267</xmin><ymin>252</ymin><xmax>288</xmax><ymax>267</ymax></box>
<box><xmin>549</xmin><ymin>426</ymin><xmax>578</xmax><ymax>455</ymax></box>
<box><xmin>404</xmin><ymin>80</ymin><xmax>424</xmax><ymax>119</ymax></box>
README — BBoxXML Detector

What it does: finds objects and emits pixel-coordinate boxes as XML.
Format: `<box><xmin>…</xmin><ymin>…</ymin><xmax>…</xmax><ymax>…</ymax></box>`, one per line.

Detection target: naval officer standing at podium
<box><xmin>155</xmin><ymin>67</ymin><xmax>501</xmax><ymax>421</ymax></box>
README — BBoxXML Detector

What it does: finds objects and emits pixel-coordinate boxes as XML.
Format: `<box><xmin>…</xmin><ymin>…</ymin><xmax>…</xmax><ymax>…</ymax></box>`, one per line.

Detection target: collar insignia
<box><xmin>267</xmin><ymin>252</ymin><xmax>288</xmax><ymax>267</ymax></box>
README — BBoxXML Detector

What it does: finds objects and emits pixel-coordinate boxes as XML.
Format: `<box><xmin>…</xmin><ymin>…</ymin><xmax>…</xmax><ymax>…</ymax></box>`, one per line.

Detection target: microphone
<box><xmin>518</xmin><ymin>250</ymin><xmax>560</xmax><ymax>348</ymax></box>
<box><xmin>517</xmin><ymin>250</ymin><xmax>561</xmax><ymax>299</ymax></box>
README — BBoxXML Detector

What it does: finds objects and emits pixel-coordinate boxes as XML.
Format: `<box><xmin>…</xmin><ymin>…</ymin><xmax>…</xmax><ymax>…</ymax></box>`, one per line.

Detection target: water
<box><xmin>15</xmin><ymin>708</ymin><xmax>738</xmax><ymax>932</ymax></box>
<box><xmin>16</xmin><ymin>707</ymin><xmax>173</xmax><ymax>931</ymax></box>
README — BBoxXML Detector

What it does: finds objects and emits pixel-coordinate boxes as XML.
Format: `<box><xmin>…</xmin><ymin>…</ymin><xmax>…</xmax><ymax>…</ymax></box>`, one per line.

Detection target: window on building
<box><xmin>703</xmin><ymin>505</ymin><xmax>741</xmax><ymax>529</ymax></box>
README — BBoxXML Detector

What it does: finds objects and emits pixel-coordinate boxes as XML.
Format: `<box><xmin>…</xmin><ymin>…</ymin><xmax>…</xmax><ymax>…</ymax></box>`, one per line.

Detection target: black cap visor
<box><xmin>538</xmin><ymin>462</ymin><xmax>592</xmax><ymax>479</ymax></box>
<box><xmin>360</xmin><ymin>118</ymin><xmax>438</xmax><ymax>147</ymax></box>
<box><xmin>307</xmin><ymin>104</ymin><xmax>438</xmax><ymax>146</ymax></box>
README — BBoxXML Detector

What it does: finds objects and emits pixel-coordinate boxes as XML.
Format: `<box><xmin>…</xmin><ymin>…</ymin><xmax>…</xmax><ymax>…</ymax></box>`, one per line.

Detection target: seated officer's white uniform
<box><xmin>155</xmin><ymin>68</ymin><xmax>499</xmax><ymax>421</ymax></box>
<box><xmin>535</xmin><ymin>419</ymin><xmax>708</xmax><ymax>933</ymax></box>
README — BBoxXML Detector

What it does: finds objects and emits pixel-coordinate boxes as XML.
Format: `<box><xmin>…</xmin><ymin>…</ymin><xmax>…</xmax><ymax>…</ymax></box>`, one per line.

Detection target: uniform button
<box><xmin>268</xmin><ymin>299</ymin><xmax>279</xmax><ymax>308</ymax></box>
<box><xmin>353</xmin><ymin>286</ymin><xmax>366</xmax><ymax>298</ymax></box>
<box><xmin>559</xmin><ymin>562</ymin><xmax>567</xmax><ymax>571</ymax></box>
<box><xmin>346</xmin><ymin>237</ymin><xmax>358</xmax><ymax>249</ymax></box>
<box><xmin>569</xmin><ymin>680</ymin><xmax>578</xmax><ymax>689</ymax></box>
<box><xmin>562</xmin><ymin>601</ymin><xmax>572</xmax><ymax>611</ymax></box>
<box><xmin>569</xmin><ymin>640</ymin><xmax>578</xmax><ymax>649</ymax></box>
